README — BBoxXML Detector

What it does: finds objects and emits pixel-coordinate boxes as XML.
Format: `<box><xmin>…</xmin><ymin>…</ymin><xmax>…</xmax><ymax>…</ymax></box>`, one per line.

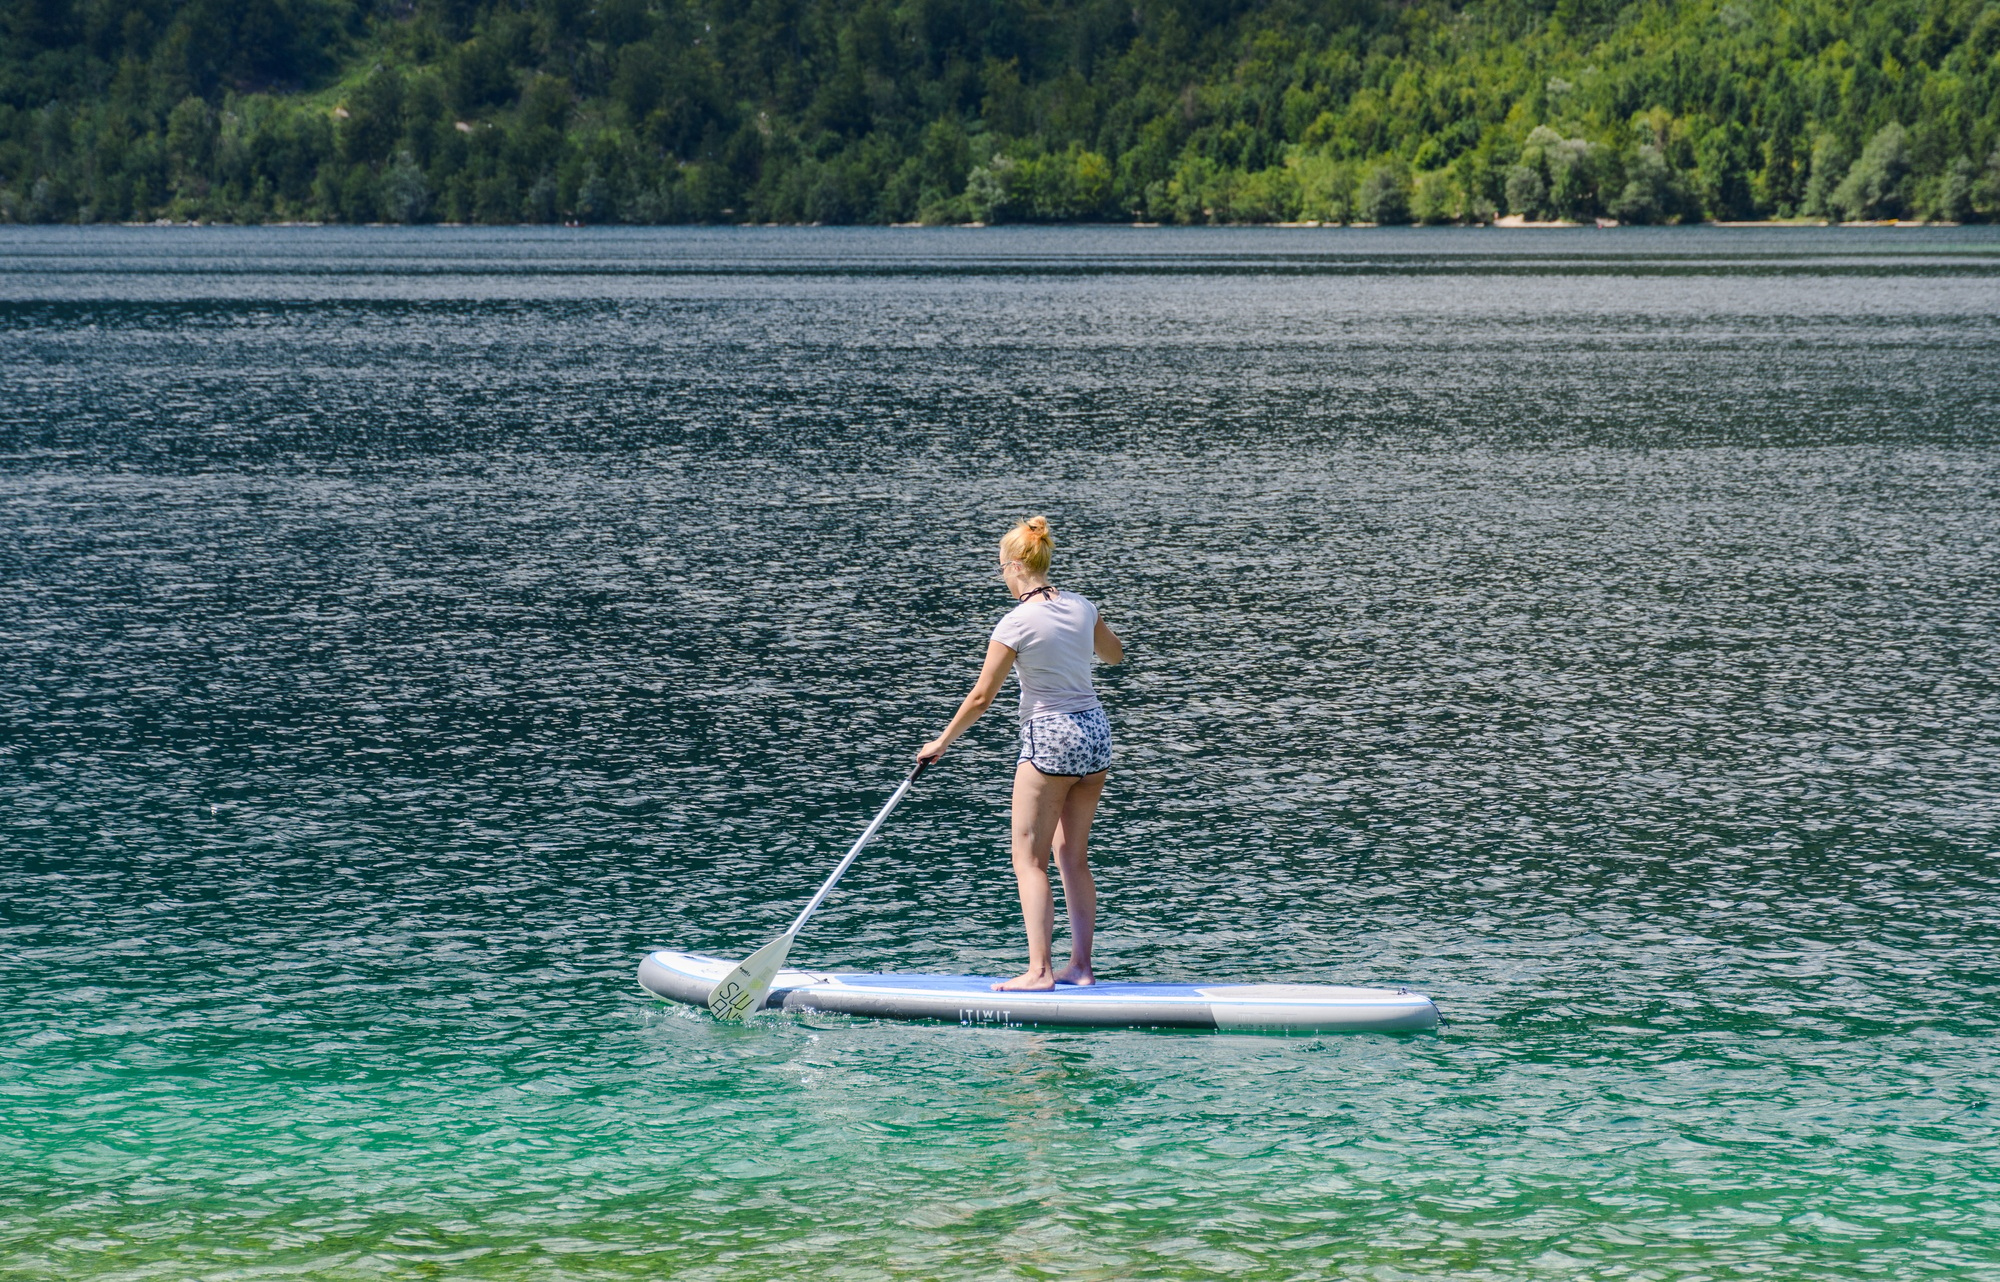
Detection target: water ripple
<box><xmin>2</xmin><ymin>227</ymin><xmax>1997</xmax><ymax>1280</ymax></box>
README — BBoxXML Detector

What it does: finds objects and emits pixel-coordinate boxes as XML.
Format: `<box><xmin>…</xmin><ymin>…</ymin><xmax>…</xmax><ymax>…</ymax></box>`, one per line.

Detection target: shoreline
<box><xmin>79</xmin><ymin>216</ymin><xmax>1987</xmax><ymax>230</ymax></box>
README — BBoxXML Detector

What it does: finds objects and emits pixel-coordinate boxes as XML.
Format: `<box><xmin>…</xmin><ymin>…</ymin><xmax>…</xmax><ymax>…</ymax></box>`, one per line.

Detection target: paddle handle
<box><xmin>784</xmin><ymin>757</ymin><xmax>931</xmax><ymax>939</ymax></box>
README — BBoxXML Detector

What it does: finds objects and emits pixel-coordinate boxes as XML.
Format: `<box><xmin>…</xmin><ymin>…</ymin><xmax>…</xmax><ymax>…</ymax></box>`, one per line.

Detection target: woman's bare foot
<box><xmin>992</xmin><ymin>968</ymin><xmax>1056</xmax><ymax>991</ymax></box>
<box><xmin>1054</xmin><ymin>963</ymin><xmax>1095</xmax><ymax>986</ymax></box>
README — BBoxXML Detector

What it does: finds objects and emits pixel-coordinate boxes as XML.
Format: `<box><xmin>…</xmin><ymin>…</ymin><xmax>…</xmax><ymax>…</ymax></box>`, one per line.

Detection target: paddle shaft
<box><xmin>704</xmin><ymin>757</ymin><xmax>933</xmax><ymax>1020</ymax></box>
<box><xmin>785</xmin><ymin>757</ymin><xmax>931</xmax><ymax>939</ymax></box>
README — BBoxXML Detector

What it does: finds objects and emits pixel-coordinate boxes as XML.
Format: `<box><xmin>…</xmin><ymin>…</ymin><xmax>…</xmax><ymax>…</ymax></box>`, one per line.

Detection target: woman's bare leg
<box><xmin>994</xmin><ymin>761</ymin><xmax>1074</xmax><ymax>991</ymax></box>
<box><xmin>1052</xmin><ymin>770</ymin><xmax>1106</xmax><ymax>985</ymax></box>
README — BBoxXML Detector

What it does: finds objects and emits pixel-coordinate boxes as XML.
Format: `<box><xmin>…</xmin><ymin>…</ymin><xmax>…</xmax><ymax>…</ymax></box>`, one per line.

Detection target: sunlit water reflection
<box><xmin>3</xmin><ymin>226</ymin><xmax>1997</xmax><ymax>1279</ymax></box>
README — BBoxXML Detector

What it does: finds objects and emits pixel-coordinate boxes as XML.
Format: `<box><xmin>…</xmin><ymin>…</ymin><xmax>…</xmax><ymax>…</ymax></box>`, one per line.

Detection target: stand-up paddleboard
<box><xmin>639</xmin><ymin>949</ymin><xmax>1438</xmax><ymax>1032</ymax></box>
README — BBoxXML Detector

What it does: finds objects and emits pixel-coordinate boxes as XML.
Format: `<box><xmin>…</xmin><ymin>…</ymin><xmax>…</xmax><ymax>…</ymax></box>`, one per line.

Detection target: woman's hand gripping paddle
<box><xmin>707</xmin><ymin>757</ymin><xmax>933</xmax><ymax>1021</ymax></box>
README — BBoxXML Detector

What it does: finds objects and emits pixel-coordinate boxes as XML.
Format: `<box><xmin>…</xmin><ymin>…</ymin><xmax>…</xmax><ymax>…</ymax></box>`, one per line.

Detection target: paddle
<box><xmin>706</xmin><ymin>756</ymin><xmax>934</xmax><ymax>1021</ymax></box>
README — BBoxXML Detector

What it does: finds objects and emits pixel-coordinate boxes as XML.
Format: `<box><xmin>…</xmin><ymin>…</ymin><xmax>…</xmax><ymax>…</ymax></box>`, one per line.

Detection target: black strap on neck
<box><xmin>1017</xmin><ymin>584</ymin><xmax>1058</xmax><ymax>604</ymax></box>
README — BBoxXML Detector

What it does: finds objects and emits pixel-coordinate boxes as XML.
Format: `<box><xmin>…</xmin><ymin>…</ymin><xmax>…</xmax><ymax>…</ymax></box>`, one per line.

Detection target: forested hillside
<box><xmin>3</xmin><ymin>0</ymin><xmax>1998</xmax><ymax>224</ymax></box>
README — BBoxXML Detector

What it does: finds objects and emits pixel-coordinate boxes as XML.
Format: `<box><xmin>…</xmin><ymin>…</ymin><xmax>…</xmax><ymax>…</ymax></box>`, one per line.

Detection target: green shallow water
<box><xmin>2</xmin><ymin>225</ymin><xmax>1998</xmax><ymax>1280</ymax></box>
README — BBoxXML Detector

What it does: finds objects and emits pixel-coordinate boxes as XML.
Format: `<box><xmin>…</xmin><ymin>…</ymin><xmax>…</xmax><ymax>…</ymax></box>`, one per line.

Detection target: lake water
<box><xmin>3</xmin><ymin>226</ymin><xmax>1997</xmax><ymax>1280</ymax></box>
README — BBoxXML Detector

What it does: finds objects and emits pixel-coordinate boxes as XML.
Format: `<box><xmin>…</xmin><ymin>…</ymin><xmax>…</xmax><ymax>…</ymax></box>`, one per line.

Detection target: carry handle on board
<box><xmin>706</xmin><ymin>754</ymin><xmax>934</xmax><ymax>1021</ymax></box>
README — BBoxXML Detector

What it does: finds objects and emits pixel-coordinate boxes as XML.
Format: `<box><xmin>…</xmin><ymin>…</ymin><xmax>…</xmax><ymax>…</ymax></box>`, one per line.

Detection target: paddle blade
<box><xmin>706</xmin><ymin>933</ymin><xmax>794</xmax><ymax>1021</ymax></box>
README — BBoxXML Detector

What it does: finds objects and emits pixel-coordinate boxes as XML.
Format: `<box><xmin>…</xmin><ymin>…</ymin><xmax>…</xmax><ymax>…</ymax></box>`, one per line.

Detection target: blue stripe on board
<box><xmin>821</xmin><ymin>974</ymin><xmax>1215</xmax><ymax>999</ymax></box>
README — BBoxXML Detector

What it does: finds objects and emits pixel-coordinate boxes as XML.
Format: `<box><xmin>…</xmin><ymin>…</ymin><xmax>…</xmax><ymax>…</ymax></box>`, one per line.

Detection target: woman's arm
<box><xmin>1094</xmin><ymin>616</ymin><xmax>1124</xmax><ymax>665</ymax></box>
<box><xmin>918</xmin><ymin>640</ymin><xmax>1017</xmax><ymax>761</ymax></box>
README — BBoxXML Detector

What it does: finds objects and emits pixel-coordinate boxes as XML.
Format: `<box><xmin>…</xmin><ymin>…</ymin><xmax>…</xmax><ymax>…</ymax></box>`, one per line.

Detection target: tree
<box><xmin>1410</xmin><ymin>169</ymin><xmax>1457</xmax><ymax>224</ymax></box>
<box><xmin>1610</xmin><ymin>144</ymin><xmax>1676</xmax><ymax>224</ymax></box>
<box><xmin>1930</xmin><ymin>157</ymin><xmax>1974</xmax><ymax>223</ymax></box>
<box><xmin>1505</xmin><ymin>163</ymin><xmax>1547</xmax><ymax>218</ymax></box>
<box><xmin>3</xmin><ymin>0</ymin><xmax>1997</xmax><ymax>225</ymax></box>
<box><xmin>1800</xmin><ymin>134</ymin><xmax>1849</xmax><ymax>220</ymax></box>
<box><xmin>1358</xmin><ymin>162</ymin><xmax>1409</xmax><ymax>224</ymax></box>
<box><xmin>1830</xmin><ymin>123</ymin><xmax>1913</xmax><ymax>221</ymax></box>
<box><xmin>1976</xmin><ymin>147</ymin><xmax>2000</xmax><ymax>220</ymax></box>
<box><xmin>380</xmin><ymin>151</ymin><xmax>431</xmax><ymax>222</ymax></box>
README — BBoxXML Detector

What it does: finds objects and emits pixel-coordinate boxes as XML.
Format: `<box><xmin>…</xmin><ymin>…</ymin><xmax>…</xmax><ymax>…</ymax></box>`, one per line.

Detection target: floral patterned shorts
<box><xmin>1018</xmin><ymin>707</ymin><xmax>1113</xmax><ymax>777</ymax></box>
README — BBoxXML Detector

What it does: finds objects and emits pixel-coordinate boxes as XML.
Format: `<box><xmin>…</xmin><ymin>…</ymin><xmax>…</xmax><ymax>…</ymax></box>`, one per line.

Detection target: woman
<box><xmin>919</xmin><ymin>517</ymin><xmax>1124</xmax><ymax>992</ymax></box>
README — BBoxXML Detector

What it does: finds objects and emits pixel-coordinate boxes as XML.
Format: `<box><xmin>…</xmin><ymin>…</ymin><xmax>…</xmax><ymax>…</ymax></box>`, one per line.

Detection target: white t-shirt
<box><xmin>990</xmin><ymin>590</ymin><xmax>1103</xmax><ymax>720</ymax></box>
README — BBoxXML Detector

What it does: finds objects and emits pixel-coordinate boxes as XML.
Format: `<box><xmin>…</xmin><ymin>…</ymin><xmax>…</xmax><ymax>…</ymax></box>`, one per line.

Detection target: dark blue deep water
<box><xmin>3</xmin><ymin>226</ymin><xmax>1997</xmax><ymax>1279</ymax></box>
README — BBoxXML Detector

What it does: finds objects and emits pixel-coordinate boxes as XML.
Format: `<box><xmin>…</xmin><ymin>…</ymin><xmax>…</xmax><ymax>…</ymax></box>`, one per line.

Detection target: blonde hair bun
<box><xmin>1000</xmin><ymin>516</ymin><xmax>1055</xmax><ymax>574</ymax></box>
